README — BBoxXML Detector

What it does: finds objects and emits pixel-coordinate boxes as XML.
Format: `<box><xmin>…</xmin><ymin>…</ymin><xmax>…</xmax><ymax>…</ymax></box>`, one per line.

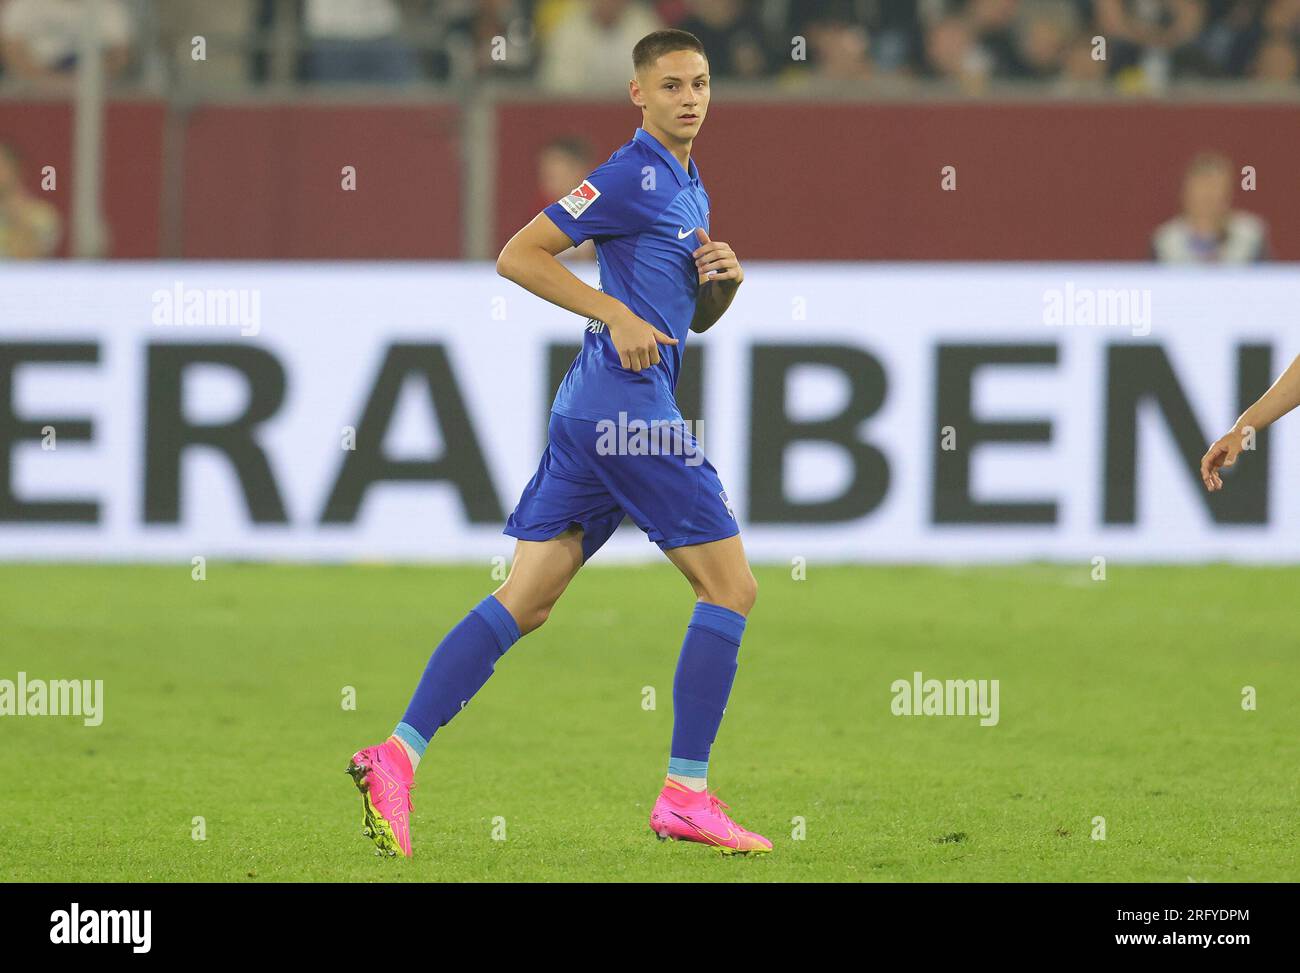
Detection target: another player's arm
<box><xmin>690</xmin><ymin>229</ymin><xmax>742</xmax><ymax>334</ymax></box>
<box><xmin>1200</xmin><ymin>353</ymin><xmax>1300</xmax><ymax>492</ymax></box>
<box><xmin>496</xmin><ymin>212</ymin><xmax>677</xmax><ymax>372</ymax></box>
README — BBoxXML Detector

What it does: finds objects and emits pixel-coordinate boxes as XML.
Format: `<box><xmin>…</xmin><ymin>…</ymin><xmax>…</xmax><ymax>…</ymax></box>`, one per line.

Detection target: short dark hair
<box><xmin>633</xmin><ymin>29</ymin><xmax>707</xmax><ymax>74</ymax></box>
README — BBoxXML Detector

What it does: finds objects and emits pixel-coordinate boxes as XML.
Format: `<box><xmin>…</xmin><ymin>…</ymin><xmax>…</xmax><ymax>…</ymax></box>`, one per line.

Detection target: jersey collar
<box><xmin>634</xmin><ymin>127</ymin><xmax>698</xmax><ymax>187</ymax></box>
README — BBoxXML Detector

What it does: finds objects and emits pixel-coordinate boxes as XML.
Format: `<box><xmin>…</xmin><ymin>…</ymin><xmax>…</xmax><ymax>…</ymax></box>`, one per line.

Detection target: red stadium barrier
<box><xmin>0</xmin><ymin>99</ymin><xmax>165</xmax><ymax>258</ymax></box>
<box><xmin>5</xmin><ymin>98</ymin><xmax>1294</xmax><ymax>261</ymax></box>
<box><xmin>495</xmin><ymin>100</ymin><xmax>1300</xmax><ymax>262</ymax></box>
<box><xmin>180</xmin><ymin>103</ymin><xmax>462</xmax><ymax>259</ymax></box>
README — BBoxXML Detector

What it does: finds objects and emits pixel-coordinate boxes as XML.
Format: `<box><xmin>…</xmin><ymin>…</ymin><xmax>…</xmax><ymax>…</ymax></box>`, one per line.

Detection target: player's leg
<box><xmin>346</xmin><ymin>529</ymin><xmax>586</xmax><ymax>858</ymax></box>
<box><xmin>646</xmin><ymin>533</ymin><xmax>769</xmax><ymax>853</ymax></box>
<box><xmin>396</xmin><ymin>527</ymin><xmax>586</xmax><ymax>755</ymax></box>
<box><xmin>557</xmin><ymin>412</ymin><xmax>771</xmax><ymax>853</ymax></box>
<box><xmin>662</xmin><ymin>532</ymin><xmax>758</xmax><ymax>616</ymax></box>
<box><xmin>492</xmin><ymin>527</ymin><xmax>586</xmax><ymax>636</ymax></box>
<box><xmin>346</xmin><ymin>408</ymin><xmax>624</xmax><ymax>858</ymax></box>
<box><xmin>663</xmin><ymin>533</ymin><xmax>757</xmax><ymax>794</ymax></box>
<box><xmin>660</xmin><ymin>535</ymin><xmax>757</xmax><ymax>787</ymax></box>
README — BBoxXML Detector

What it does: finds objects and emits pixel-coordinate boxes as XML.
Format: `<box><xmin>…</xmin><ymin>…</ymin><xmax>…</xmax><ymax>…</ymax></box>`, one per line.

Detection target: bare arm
<box><xmin>691</xmin><ymin>278</ymin><xmax>740</xmax><ymax>334</ymax></box>
<box><xmin>1201</xmin><ymin>354</ymin><xmax>1300</xmax><ymax>491</ymax></box>
<box><xmin>496</xmin><ymin>213</ymin><xmax>676</xmax><ymax>372</ymax></box>
<box><xmin>1236</xmin><ymin>354</ymin><xmax>1300</xmax><ymax>432</ymax></box>
<box><xmin>688</xmin><ymin>228</ymin><xmax>743</xmax><ymax>334</ymax></box>
<box><xmin>497</xmin><ymin>213</ymin><xmax>625</xmax><ymax>325</ymax></box>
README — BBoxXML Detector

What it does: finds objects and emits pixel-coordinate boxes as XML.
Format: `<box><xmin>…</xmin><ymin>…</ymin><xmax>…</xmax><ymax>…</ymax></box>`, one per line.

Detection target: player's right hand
<box><xmin>606</xmin><ymin>307</ymin><xmax>677</xmax><ymax>372</ymax></box>
<box><xmin>1200</xmin><ymin>427</ymin><xmax>1249</xmax><ymax>492</ymax></box>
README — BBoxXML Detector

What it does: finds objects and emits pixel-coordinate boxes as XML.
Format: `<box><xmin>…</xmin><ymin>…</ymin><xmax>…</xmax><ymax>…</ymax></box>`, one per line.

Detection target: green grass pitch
<box><xmin>0</xmin><ymin>562</ymin><xmax>1295</xmax><ymax>882</ymax></box>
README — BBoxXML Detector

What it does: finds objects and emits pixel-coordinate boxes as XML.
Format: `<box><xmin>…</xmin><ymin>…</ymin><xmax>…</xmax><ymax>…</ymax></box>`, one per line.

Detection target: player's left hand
<box><xmin>693</xmin><ymin>228</ymin><xmax>742</xmax><ymax>287</ymax></box>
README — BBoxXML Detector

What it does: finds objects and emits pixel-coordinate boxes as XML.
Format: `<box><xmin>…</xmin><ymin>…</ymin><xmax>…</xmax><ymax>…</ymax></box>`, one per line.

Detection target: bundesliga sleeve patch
<box><xmin>557</xmin><ymin>179</ymin><xmax>601</xmax><ymax>219</ymax></box>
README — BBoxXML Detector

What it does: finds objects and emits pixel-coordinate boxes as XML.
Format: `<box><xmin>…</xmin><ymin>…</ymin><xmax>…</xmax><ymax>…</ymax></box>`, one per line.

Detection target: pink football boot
<box><xmin>650</xmin><ymin>778</ymin><xmax>772</xmax><ymax>855</ymax></box>
<box><xmin>346</xmin><ymin>740</ymin><xmax>415</xmax><ymax>858</ymax></box>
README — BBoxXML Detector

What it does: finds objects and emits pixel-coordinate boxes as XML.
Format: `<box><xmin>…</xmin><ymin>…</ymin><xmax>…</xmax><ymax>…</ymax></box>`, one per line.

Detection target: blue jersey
<box><xmin>543</xmin><ymin>127</ymin><xmax>710</xmax><ymax>423</ymax></box>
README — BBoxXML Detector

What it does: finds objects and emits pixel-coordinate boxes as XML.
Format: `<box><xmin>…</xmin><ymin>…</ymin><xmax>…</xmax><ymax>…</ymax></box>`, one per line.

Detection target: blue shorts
<box><xmin>505</xmin><ymin>412</ymin><xmax>740</xmax><ymax>560</ymax></box>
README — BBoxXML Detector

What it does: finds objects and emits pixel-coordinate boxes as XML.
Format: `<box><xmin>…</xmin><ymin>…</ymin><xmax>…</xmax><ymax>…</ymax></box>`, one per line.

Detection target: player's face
<box><xmin>635</xmin><ymin>50</ymin><xmax>710</xmax><ymax>141</ymax></box>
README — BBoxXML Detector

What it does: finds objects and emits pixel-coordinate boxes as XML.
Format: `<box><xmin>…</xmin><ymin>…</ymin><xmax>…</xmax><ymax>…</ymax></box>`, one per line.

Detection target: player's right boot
<box><xmin>346</xmin><ymin>740</ymin><xmax>415</xmax><ymax>858</ymax></box>
<box><xmin>649</xmin><ymin>778</ymin><xmax>772</xmax><ymax>855</ymax></box>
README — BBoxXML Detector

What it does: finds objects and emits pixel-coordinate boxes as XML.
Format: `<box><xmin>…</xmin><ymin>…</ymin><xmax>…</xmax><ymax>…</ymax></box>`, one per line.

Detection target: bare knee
<box><xmin>499</xmin><ymin>595</ymin><xmax>551</xmax><ymax>634</ymax></box>
<box><xmin>494</xmin><ymin>583</ymin><xmax>558</xmax><ymax>636</ymax></box>
<box><xmin>701</xmin><ymin>569</ymin><xmax>757</xmax><ymax>617</ymax></box>
<box><xmin>516</xmin><ymin>601</ymin><xmax>553</xmax><ymax>636</ymax></box>
<box><xmin>735</xmin><ymin>570</ymin><xmax>758</xmax><ymax>616</ymax></box>
<box><xmin>493</xmin><ymin>532</ymin><xmax>583</xmax><ymax>636</ymax></box>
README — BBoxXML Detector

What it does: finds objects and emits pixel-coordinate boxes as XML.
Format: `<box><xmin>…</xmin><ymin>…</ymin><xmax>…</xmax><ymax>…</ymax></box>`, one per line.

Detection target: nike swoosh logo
<box><xmin>677</xmin><ymin>227</ymin><xmax>694</xmax><ymax>239</ymax></box>
<box><xmin>670</xmin><ymin>810</ymin><xmax>737</xmax><ymax>846</ymax></box>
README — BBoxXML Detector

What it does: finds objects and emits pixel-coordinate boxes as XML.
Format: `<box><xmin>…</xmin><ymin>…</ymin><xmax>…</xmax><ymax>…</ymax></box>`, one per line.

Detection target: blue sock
<box><xmin>668</xmin><ymin>602</ymin><xmax>746</xmax><ymax>788</ymax></box>
<box><xmin>395</xmin><ymin>595</ymin><xmax>521</xmax><ymax>761</ymax></box>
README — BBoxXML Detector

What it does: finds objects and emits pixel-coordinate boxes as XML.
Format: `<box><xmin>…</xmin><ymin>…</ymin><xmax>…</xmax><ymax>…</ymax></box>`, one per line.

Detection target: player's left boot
<box><xmin>345</xmin><ymin>740</ymin><xmax>415</xmax><ymax>858</ymax></box>
<box><xmin>649</xmin><ymin>778</ymin><xmax>772</xmax><ymax>855</ymax></box>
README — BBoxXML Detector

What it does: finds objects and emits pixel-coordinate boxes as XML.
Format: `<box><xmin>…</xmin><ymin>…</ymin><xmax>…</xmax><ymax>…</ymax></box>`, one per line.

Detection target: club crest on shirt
<box><xmin>558</xmin><ymin>180</ymin><xmax>601</xmax><ymax>218</ymax></box>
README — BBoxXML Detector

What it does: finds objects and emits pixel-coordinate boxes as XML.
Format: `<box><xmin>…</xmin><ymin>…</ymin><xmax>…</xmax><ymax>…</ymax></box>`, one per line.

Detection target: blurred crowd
<box><xmin>0</xmin><ymin>0</ymin><xmax>1297</xmax><ymax>91</ymax></box>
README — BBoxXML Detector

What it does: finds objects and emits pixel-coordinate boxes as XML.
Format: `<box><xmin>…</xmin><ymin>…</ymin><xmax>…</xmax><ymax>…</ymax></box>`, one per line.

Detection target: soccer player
<box><xmin>346</xmin><ymin>29</ymin><xmax>770</xmax><ymax>858</ymax></box>
<box><xmin>1201</xmin><ymin>354</ymin><xmax>1300</xmax><ymax>491</ymax></box>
